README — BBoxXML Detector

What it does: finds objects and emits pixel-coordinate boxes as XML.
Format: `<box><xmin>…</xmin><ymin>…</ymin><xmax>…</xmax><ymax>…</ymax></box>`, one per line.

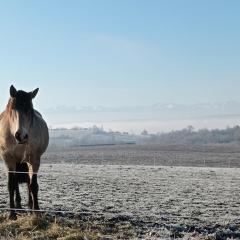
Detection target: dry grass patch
<box><xmin>0</xmin><ymin>213</ymin><xmax>136</xmax><ymax>240</ymax></box>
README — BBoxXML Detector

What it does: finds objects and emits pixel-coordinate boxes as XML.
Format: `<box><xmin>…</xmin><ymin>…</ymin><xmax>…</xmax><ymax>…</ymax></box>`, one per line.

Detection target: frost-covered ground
<box><xmin>44</xmin><ymin>144</ymin><xmax>240</xmax><ymax>167</ymax></box>
<box><xmin>0</xmin><ymin>165</ymin><xmax>240</xmax><ymax>227</ymax></box>
<box><xmin>0</xmin><ymin>145</ymin><xmax>240</xmax><ymax>239</ymax></box>
<box><xmin>19</xmin><ymin>165</ymin><xmax>240</xmax><ymax>225</ymax></box>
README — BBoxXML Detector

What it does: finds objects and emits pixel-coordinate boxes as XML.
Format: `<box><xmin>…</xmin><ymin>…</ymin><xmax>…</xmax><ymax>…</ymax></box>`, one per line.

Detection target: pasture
<box><xmin>0</xmin><ymin>144</ymin><xmax>240</xmax><ymax>239</ymax></box>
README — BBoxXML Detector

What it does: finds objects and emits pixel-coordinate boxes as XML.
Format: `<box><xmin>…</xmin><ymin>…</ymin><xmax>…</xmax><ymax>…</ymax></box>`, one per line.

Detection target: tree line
<box><xmin>140</xmin><ymin>125</ymin><xmax>240</xmax><ymax>145</ymax></box>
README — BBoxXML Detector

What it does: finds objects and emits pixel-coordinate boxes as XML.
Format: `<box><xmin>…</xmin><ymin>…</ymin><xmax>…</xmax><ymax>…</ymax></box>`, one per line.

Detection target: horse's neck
<box><xmin>34</xmin><ymin>110</ymin><xmax>42</xmax><ymax>118</ymax></box>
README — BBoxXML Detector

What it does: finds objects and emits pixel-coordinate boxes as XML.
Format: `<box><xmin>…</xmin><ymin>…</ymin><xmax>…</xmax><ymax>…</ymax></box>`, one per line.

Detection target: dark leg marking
<box><xmin>15</xmin><ymin>182</ymin><xmax>22</xmax><ymax>209</ymax></box>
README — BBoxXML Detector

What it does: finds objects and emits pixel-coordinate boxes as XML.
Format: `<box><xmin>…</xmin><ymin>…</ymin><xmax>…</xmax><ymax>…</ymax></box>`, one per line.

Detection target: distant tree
<box><xmin>233</xmin><ymin>125</ymin><xmax>240</xmax><ymax>141</ymax></box>
<box><xmin>187</xmin><ymin>125</ymin><xmax>194</xmax><ymax>132</ymax></box>
<box><xmin>92</xmin><ymin>125</ymin><xmax>104</xmax><ymax>134</ymax></box>
<box><xmin>141</xmin><ymin>129</ymin><xmax>148</xmax><ymax>135</ymax></box>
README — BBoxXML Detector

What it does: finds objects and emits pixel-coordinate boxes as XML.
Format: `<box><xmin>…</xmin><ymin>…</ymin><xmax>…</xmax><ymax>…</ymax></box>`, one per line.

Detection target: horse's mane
<box><xmin>5</xmin><ymin>98</ymin><xmax>16</xmax><ymax>116</ymax></box>
<box><xmin>0</xmin><ymin>112</ymin><xmax>4</xmax><ymax>121</ymax></box>
<box><xmin>4</xmin><ymin>97</ymin><xmax>35</xmax><ymax>125</ymax></box>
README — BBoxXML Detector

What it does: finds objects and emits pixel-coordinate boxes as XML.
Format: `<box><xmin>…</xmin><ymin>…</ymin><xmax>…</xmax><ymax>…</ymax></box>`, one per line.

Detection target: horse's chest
<box><xmin>14</xmin><ymin>144</ymin><xmax>28</xmax><ymax>158</ymax></box>
<box><xmin>1</xmin><ymin>144</ymin><xmax>27</xmax><ymax>162</ymax></box>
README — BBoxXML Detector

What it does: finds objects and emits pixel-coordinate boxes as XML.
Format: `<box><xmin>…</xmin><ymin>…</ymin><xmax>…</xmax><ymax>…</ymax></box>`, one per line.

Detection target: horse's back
<box><xmin>34</xmin><ymin>110</ymin><xmax>42</xmax><ymax>118</ymax></box>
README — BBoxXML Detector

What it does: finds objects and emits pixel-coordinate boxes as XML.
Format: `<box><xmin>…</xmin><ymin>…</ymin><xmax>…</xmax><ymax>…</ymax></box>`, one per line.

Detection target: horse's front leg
<box><xmin>8</xmin><ymin>171</ymin><xmax>17</xmax><ymax>220</ymax></box>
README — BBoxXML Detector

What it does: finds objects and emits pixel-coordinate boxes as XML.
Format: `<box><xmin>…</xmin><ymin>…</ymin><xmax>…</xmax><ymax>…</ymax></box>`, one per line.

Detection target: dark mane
<box><xmin>5</xmin><ymin>91</ymin><xmax>35</xmax><ymax>124</ymax></box>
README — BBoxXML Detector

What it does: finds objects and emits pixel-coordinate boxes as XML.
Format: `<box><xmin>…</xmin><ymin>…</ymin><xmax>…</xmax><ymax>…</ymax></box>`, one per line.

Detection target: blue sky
<box><xmin>0</xmin><ymin>0</ymin><xmax>240</xmax><ymax>111</ymax></box>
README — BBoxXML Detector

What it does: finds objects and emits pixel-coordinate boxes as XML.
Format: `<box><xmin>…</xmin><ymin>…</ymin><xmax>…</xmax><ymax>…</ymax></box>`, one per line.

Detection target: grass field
<box><xmin>0</xmin><ymin>144</ymin><xmax>240</xmax><ymax>239</ymax></box>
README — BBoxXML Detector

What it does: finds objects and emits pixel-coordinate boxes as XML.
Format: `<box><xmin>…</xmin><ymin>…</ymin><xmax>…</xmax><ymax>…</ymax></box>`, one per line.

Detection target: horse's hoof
<box><xmin>9</xmin><ymin>213</ymin><xmax>17</xmax><ymax>220</ymax></box>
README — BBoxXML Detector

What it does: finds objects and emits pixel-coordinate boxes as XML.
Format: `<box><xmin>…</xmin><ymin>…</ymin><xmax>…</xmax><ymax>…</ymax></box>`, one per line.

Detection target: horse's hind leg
<box><xmin>28</xmin><ymin>183</ymin><xmax>33</xmax><ymax>209</ymax></box>
<box><xmin>15</xmin><ymin>183</ymin><xmax>22</xmax><ymax>209</ymax></box>
<box><xmin>29</xmin><ymin>173</ymin><xmax>39</xmax><ymax>210</ymax></box>
<box><xmin>28</xmin><ymin>162</ymin><xmax>40</xmax><ymax>213</ymax></box>
<box><xmin>8</xmin><ymin>171</ymin><xmax>17</xmax><ymax>220</ymax></box>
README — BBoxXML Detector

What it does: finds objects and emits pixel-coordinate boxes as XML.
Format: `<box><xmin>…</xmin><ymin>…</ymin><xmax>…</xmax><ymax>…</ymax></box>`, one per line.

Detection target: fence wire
<box><xmin>5</xmin><ymin>170</ymin><xmax>240</xmax><ymax>182</ymax></box>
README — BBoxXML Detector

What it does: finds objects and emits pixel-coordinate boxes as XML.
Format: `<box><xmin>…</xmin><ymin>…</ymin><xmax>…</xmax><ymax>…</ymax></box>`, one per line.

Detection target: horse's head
<box><xmin>8</xmin><ymin>85</ymin><xmax>39</xmax><ymax>144</ymax></box>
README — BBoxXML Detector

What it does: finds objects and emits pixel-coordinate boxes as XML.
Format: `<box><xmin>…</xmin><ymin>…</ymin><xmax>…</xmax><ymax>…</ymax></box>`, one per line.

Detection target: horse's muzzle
<box><xmin>15</xmin><ymin>131</ymin><xmax>28</xmax><ymax>144</ymax></box>
<box><xmin>17</xmin><ymin>140</ymin><xmax>28</xmax><ymax>145</ymax></box>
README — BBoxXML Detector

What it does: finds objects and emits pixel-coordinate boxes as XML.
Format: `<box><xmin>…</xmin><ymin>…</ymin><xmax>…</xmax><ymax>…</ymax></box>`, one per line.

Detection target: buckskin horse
<box><xmin>0</xmin><ymin>85</ymin><xmax>49</xmax><ymax>219</ymax></box>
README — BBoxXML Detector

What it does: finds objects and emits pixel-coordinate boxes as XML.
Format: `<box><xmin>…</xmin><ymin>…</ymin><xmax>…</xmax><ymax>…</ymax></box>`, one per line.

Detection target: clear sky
<box><xmin>0</xmin><ymin>0</ymin><xmax>240</xmax><ymax>111</ymax></box>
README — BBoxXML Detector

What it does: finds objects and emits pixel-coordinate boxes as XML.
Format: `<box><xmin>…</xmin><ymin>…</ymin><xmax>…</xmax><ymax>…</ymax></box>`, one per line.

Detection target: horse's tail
<box><xmin>16</xmin><ymin>162</ymin><xmax>30</xmax><ymax>183</ymax></box>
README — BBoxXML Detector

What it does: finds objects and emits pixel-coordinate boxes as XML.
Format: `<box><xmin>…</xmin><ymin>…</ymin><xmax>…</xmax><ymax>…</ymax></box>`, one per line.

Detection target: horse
<box><xmin>0</xmin><ymin>85</ymin><xmax>49</xmax><ymax>219</ymax></box>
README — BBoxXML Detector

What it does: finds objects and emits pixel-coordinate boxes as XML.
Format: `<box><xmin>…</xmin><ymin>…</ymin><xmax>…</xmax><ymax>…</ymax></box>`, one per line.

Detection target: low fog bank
<box><xmin>44</xmin><ymin>102</ymin><xmax>240</xmax><ymax>134</ymax></box>
<box><xmin>48</xmin><ymin>125</ymin><xmax>240</xmax><ymax>148</ymax></box>
<box><xmin>49</xmin><ymin>118</ymin><xmax>240</xmax><ymax>135</ymax></box>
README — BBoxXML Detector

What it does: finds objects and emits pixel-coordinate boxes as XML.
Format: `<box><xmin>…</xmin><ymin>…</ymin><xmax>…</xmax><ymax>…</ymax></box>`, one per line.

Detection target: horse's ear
<box><xmin>30</xmin><ymin>88</ymin><xmax>39</xmax><ymax>99</ymax></box>
<box><xmin>10</xmin><ymin>85</ymin><xmax>17</xmax><ymax>98</ymax></box>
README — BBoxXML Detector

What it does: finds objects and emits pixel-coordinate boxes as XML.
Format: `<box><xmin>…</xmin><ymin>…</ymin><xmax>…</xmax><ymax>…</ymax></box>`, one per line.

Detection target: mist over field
<box><xmin>44</xmin><ymin>101</ymin><xmax>240</xmax><ymax>134</ymax></box>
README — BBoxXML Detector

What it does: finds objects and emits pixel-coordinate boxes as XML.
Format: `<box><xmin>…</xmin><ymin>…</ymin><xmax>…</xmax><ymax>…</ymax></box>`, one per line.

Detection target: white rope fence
<box><xmin>6</xmin><ymin>170</ymin><xmax>240</xmax><ymax>182</ymax></box>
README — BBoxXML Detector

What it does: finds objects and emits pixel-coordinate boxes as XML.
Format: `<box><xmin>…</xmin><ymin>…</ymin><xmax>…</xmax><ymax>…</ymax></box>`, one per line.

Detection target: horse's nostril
<box><xmin>15</xmin><ymin>131</ymin><xmax>21</xmax><ymax>142</ymax></box>
<box><xmin>24</xmin><ymin>134</ymin><xmax>28</xmax><ymax>140</ymax></box>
